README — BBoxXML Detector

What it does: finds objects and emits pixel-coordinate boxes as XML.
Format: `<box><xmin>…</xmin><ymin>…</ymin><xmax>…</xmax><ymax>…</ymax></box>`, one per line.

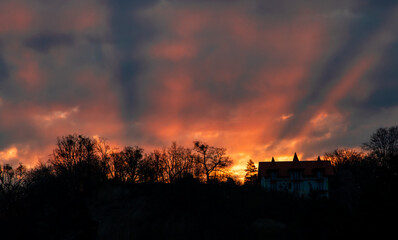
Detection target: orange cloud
<box><xmin>296</xmin><ymin>56</ymin><xmax>375</xmax><ymax>142</ymax></box>
<box><xmin>58</xmin><ymin>1</ymin><xmax>108</xmax><ymax>33</ymax></box>
<box><xmin>0</xmin><ymin>1</ymin><xmax>34</xmax><ymax>34</ymax></box>
<box><xmin>224</xmin><ymin>11</ymin><xmax>259</xmax><ymax>46</ymax></box>
<box><xmin>0</xmin><ymin>146</ymin><xmax>18</xmax><ymax>161</ymax></box>
<box><xmin>66</xmin><ymin>70</ymin><xmax>125</xmax><ymax>137</ymax></box>
<box><xmin>16</xmin><ymin>53</ymin><xmax>45</xmax><ymax>89</ymax></box>
<box><xmin>325</xmin><ymin>57</ymin><xmax>375</xmax><ymax>110</ymax></box>
<box><xmin>4</xmin><ymin>0</ymin><xmax>395</xmax><ymax>183</ymax></box>
<box><xmin>150</xmin><ymin>42</ymin><xmax>198</xmax><ymax>61</ymax></box>
<box><xmin>137</xmin><ymin>3</ymin><xmax>330</xmax><ymax>174</ymax></box>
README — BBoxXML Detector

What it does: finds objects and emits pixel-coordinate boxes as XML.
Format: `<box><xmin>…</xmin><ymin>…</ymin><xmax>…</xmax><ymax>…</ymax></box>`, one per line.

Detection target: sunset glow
<box><xmin>1</xmin><ymin>0</ymin><xmax>398</xmax><ymax>179</ymax></box>
<box><xmin>0</xmin><ymin>146</ymin><xmax>18</xmax><ymax>161</ymax></box>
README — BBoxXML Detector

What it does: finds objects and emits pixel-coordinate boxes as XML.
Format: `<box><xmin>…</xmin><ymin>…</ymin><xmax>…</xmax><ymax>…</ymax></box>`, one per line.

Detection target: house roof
<box><xmin>258</xmin><ymin>154</ymin><xmax>334</xmax><ymax>178</ymax></box>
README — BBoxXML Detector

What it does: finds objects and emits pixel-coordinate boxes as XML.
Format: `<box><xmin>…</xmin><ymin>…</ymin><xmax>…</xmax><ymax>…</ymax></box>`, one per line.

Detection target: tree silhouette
<box><xmin>95</xmin><ymin>137</ymin><xmax>114</xmax><ymax>180</ymax></box>
<box><xmin>49</xmin><ymin>134</ymin><xmax>106</xmax><ymax>193</ymax></box>
<box><xmin>0</xmin><ymin>163</ymin><xmax>27</xmax><ymax>209</ymax></box>
<box><xmin>362</xmin><ymin>126</ymin><xmax>398</xmax><ymax>172</ymax></box>
<box><xmin>111</xmin><ymin>146</ymin><xmax>143</xmax><ymax>183</ymax></box>
<box><xmin>244</xmin><ymin>159</ymin><xmax>257</xmax><ymax>185</ymax></box>
<box><xmin>193</xmin><ymin>141</ymin><xmax>233</xmax><ymax>183</ymax></box>
<box><xmin>138</xmin><ymin>151</ymin><xmax>165</xmax><ymax>183</ymax></box>
<box><xmin>324</xmin><ymin>148</ymin><xmax>365</xmax><ymax>167</ymax></box>
<box><xmin>162</xmin><ymin>142</ymin><xmax>198</xmax><ymax>183</ymax></box>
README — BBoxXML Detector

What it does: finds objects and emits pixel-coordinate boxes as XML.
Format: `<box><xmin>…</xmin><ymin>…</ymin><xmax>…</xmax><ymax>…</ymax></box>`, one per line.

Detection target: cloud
<box><xmin>25</xmin><ymin>32</ymin><xmax>75</xmax><ymax>53</ymax></box>
<box><xmin>0</xmin><ymin>146</ymin><xmax>18</xmax><ymax>161</ymax></box>
<box><xmin>280</xmin><ymin>114</ymin><xmax>294</xmax><ymax>121</ymax></box>
<box><xmin>33</xmin><ymin>106</ymin><xmax>79</xmax><ymax>125</ymax></box>
<box><xmin>0</xmin><ymin>1</ymin><xmax>34</xmax><ymax>34</ymax></box>
<box><xmin>0</xmin><ymin>0</ymin><xmax>398</xmax><ymax>180</ymax></box>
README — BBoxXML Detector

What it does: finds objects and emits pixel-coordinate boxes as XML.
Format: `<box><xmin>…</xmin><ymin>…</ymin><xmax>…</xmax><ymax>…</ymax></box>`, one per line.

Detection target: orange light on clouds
<box><xmin>33</xmin><ymin>107</ymin><xmax>79</xmax><ymax>126</ymax></box>
<box><xmin>0</xmin><ymin>145</ymin><xmax>50</xmax><ymax>168</ymax></box>
<box><xmin>280</xmin><ymin>114</ymin><xmax>294</xmax><ymax>121</ymax></box>
<box><xmin>0</xmin><ymin>146</ymin><xmax>18</xmax><ymax>161</ymax></box>
<box><xmin>135</xmin><ymin>3</ymin><xmax>333</xmax><ymax>177</ymax></box>
<box><xmin>151</xmin><ymin>42</ymin><xmax>197</xmax><ymax>61</ymax></box>
<box><xmin>59</xmin><ymin>2</ymin><xmax>108</xmax><ymax>33</ymax></box>
<box><xmin>0</xmin><ymin>1</ymin><xmax>34</xmax><ymax>34</ymax></box>
<box><xmin>2</xmin><ymin>0</ymin><xmax>398</xmax><ymax>183</ymax></box>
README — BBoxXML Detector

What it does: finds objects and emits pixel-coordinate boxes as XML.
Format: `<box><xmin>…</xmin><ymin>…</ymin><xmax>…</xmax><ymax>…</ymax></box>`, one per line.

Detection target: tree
<box><xmin>323</xmin><ymin>148</ymin><xmax>379</xmax><ymax>209</ymax></box>
<box><xmin>49</xmin><ymin>134</ymin><xmax>105</xmax><ymax>192</ymax></box>
<box><xmin>324</xmin><ymin>148</ymin><xmax>365</xmax><ymax>167</ymax></box>
<box><xmin>362</xmin><ymin>126</ymin><xmax>398</xmax><ymax>171</ymax></box>
<box><xmin>25</xmin><ymin>162</ymin><xmax>55</xmax><ymax>188</ymax></box>
<box><xmin>111</xmin><ymin>146</ymin><xmax>144</xmax><ymax>183</ymax></box>
<box><xmin>163</xmin><ymin>142</ymin><xmax>197</xmax><ymax>183</ymax></box>
<box><xmin>138</xmin><ymin>151</ymin><xmax>165</xmax><ymax>183</ymax></box>
<box><xmin>0</xmin><ymin>163</ymin><xmax>27</xmax><ymax>209</ymax></box>
<box><xmin>193</xmin><ymin>141</ymin><xmax>233</xmax><ymax>183</ymax></box>
<box><xmin>95</xmin><ymin>137</ymin><xmax>114</xmax><ymax>179</ymax></box>
<box><xmin>244</xmin><ymin>159</ymin><xmax>258</xmax><ymax>185</ymax></box>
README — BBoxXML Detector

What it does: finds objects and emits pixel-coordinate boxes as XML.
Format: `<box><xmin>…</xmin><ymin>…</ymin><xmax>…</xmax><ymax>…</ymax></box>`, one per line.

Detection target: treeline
<box><xmin>1</xmin><ymin>135</ymin><xmax>233</xmax><ymax>200</ymax></box>
<box><xmin>0</xmin><ymin>136</ymin><xmax>236</xmax><ymax>239</ymax></box>
<box><xmin>324</xmin><ymin>126</ymin><xmax>398</xmax><ymax>206</ymax></box>
<box><xmin>322</xmin><ymin>126</ymin><xmax>398</xmax><ymax>237</ymax></box>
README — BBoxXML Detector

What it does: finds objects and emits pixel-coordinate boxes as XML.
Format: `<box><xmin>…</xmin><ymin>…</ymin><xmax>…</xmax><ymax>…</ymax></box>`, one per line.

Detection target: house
<box><xmin>258</xmin><ymin>153</ymin><xmax>334</xmax><ymax>198</ymax></box>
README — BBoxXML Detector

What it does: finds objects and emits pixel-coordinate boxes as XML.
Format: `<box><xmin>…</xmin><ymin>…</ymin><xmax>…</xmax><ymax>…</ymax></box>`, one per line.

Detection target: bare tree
<box><xmin>362</xmin><ymin>126</ymin><xmax>398</xmax><ymax>170</ymax></box>
<box><xmin>193</xmin><ymin>141</ymin><xmax>233</xmax><ymax>183</ymax></box>
<box><xmin>111</xmin><ymin>146</ymin><xmax>143</xmax><ymax>183</ymax></box>
<box><xmin>324</xmin><ymin>148</ymin><xmax>365</xmax><ymax>167</ymax></box>
<box><xmin>49</xmin><ymin>134</ymin><xmax>105</xmax><ymax>192</ymax></box>
<box><xmin>95</xmin><ymin>138</ymin><xmax>115</xmax><ymax>179</ymax></box>
<box><xmin>138</xmin><ymin>151</ymin><xmax>165</xmax><ymax>183</ymax></box>
<box><xmin>162</xmin><ymin>142</ymin><xmax>197</xmax><ymax>183</ymax></box>
<box><xmin>0</xmin><ymin>163</ymin><xmax>27</xmax><ymax>209</ymax></box>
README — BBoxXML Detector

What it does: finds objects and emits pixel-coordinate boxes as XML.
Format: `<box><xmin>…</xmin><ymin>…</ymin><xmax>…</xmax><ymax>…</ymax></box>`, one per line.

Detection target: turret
<box><xmin>293</xmin><ymin>152</ymin><xmax>299</xmax><ymax>162</ymax></box>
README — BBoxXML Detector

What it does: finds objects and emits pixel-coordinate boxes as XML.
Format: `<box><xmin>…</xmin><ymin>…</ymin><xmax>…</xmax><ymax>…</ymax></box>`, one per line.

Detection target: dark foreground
<box><xmin>1</xmin><ymin>180</ymin><xmax>396</xmax><ymax>240</ymax></box>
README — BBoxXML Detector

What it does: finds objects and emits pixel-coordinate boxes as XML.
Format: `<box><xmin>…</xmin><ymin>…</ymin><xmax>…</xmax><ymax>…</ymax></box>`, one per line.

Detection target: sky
<box><xmin>0</xmin><ymin>0</ymin><xmax>398</xmax><ymax>177</ymax></box>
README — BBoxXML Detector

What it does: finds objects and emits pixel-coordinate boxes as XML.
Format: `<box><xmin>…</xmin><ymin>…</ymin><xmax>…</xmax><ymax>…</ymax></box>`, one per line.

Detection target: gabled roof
<box><xmin>258</xmin><ymin>155</ymin><xmax>334</xmax><ymax>178</ymax></box>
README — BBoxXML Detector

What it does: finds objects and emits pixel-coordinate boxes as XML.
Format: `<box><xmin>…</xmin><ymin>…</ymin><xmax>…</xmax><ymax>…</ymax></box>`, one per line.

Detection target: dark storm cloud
<box><xmin>275</xmin><ymin>1</ymin><xmax>398</xmax><ymax>144</ymax></box>
<box><xmin>0</xmin><ymin>121</ymin><xmax>38</xmax><ymax>150</ymax></box>
<box><xmin>25</xmin><ymin>32</ymin><xmax>75</xmax><ymax>53</ymax></box>
<box><xmin>0</xmin><ymin>53</ymin><xmax>8</xmax><ymax>81</ymax></box>
<box><xmin>105</xmin><ymin>0</ymin><xmax>160</xmax><ymax>122</ymax></box>
<box><xmin>361</xmin><ymin>41</ymin><xmax>398</xmax><ymax>109</ymax></box>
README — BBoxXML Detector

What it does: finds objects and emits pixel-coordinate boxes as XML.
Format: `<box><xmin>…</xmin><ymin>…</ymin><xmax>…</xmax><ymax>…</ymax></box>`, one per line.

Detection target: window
<box><xmin>316</xmin><ymin>170</ymin><xmax>323</xmax><ymax>179</ymax></box>
<box><xmin>268</xmin><ymin>170</ymin><xmax>278</xmax><ymax>180</ymax></box>
<box><xmin>291</xmin><ymin>171</ymin><xmax>301</xmax><ymax>180</ymax></box>
<box><xmin>315</xmin><ymin>170</ymin><xmax>324</xmax><ymax>191</ymax></box>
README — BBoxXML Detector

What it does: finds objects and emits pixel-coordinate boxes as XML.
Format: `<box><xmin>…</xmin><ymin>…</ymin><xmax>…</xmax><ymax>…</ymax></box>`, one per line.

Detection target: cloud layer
<box><xmin>1</xmin><ymin>0</ymin><xmax>398</xmax><ymax>176</ymax></box>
